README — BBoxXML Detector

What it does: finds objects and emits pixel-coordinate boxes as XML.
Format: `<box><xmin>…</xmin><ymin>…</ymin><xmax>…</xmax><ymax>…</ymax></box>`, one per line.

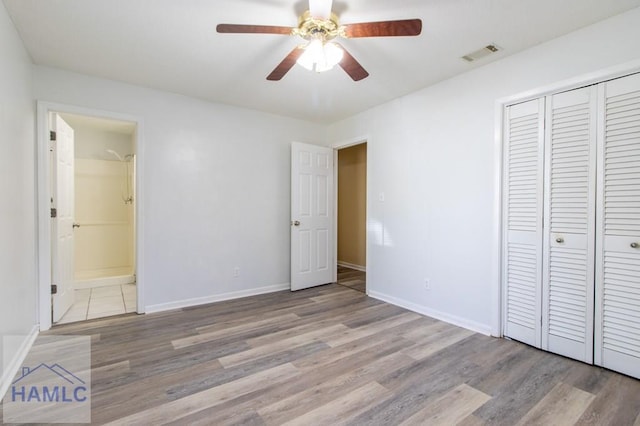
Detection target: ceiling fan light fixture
<box><xmin>297</xmin><ymin>40</ymin><xmax>343</xmax><ymax>73</ymax></box>
<box><xmin>217</xmin><ymin>0</ymin><xmax>422</xmax><ymax>81</ymax></box>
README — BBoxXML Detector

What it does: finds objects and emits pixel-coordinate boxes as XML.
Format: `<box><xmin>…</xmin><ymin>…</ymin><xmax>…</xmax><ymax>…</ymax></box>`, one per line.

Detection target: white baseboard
<box><xmin>145</xmin><ymin>283</ymin><xmax>290</xmax><ymax>314</ymax></box>
<box><xmin>368</xmin><ymin>290</ymin><xmax>492</xmax><ymax>336</ymax></box>
<box><xmin>337</xmin><ymin>262</ymin><xmax>366</xmax><ymax>272</ymax></box>
<box><xmin>75</xmin><ymin>274</ymin><xmax>136</xmax><ymax>289</ymax></box>
<box><xmin>0</xmin><ymin>325</ymin><xmax>39</xmax><ymax>401</ymax></box>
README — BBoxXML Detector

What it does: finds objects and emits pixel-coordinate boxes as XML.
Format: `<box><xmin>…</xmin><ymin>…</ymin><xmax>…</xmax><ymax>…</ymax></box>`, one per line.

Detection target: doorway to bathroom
<box><xmin>50</xmin><ymin>112</ymin><xmax>138</xmax><ymax>324</ymax></box>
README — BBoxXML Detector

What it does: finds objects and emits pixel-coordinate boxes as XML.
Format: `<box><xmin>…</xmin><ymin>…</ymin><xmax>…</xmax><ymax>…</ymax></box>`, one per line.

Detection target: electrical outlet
<box><xmin>424</xmin><ymin>279</ymin><xmax>431</xmax><ymax>290</ymax></box>
<box><xmin>233</xmin><ymin>267</ymin><xmax>240</xmax><ymax>278</ymax></box>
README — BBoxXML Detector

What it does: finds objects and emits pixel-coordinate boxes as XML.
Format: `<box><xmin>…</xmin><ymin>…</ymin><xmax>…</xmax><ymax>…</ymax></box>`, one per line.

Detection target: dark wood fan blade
<box><xmin>267</xmin><ymin>47</ymin><xmax>304</xmax><ymax>81</ymax></box>
<box><xmin>336</xmin><ymin>44</ymin><xmax>369</xmax><ymax>81</ymax></box>
<box><xmin>344</xmin><ymin>19</ymin><xmax>422</xmax><ymax>38</ymax></box>
<box><xmin>216</xmin><ymin>24</ymin><xmax>294</xmax><ymax>35</ymax></box>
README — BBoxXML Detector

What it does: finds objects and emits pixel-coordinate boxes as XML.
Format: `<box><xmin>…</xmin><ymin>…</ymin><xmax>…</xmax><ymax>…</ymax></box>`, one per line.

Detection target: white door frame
<box><xmin>495</xmin><ymin>59</ymin><xmax>640</xmax><ymax>339</ymax></box>
<box><xmin>36</xmin><ymin>101</ymin><xmax>145</xmax><ymax>331</ymax></box>
<box><xmin>332</xmin><ymin>136</ymin><xmax>369</xmax><ymax>292</ymax></box>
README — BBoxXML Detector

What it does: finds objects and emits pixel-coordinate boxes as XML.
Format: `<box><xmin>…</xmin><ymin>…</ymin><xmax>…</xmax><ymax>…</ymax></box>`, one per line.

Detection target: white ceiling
<box><xmin>5</xmin><ymin>0</ymin><xmax>640</xmax><ymax>124</ymax></box>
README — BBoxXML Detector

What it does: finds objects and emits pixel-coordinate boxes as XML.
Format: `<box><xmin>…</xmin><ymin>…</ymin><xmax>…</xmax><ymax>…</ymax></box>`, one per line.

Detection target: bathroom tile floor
<box><xmin>57</xmin><ymin>284</ymin><xmax>137</xmax><ymax>324</ymax></box>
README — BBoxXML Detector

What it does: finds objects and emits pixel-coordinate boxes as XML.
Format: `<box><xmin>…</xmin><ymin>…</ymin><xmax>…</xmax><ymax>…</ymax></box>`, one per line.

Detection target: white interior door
<box><xmin>595</xmin><ymin>72</ymin><xmax>640</xmax><ymax>378</ymax></box>
<box><xmin>51</xmin><ymin>113</ymin><xmax>76</xmax><ymax>322</ymax></box>
<box><xmin>291</xmin><ymin>142</ymin><xmax>335</xmax><ymax>291</ymax></box>
<box><xmin>542</xmin><ymin>86</ymin><xmax>597</xmax><ymax>363</ymax></box>
<box><xmin>502</xmin><ymin>98</ymin><xmax>545</xmax><ymax>348</ymax></box>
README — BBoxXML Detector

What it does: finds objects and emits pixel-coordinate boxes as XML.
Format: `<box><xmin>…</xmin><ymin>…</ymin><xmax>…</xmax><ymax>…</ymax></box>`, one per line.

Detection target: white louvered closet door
<box><xmin>542</xmin><ymin>86</ymin><xmax>597</xmax><ymax>363</ymax></box>
<box><xmin>595</xmin><ymin>72</ymin><xmax>640</xmax><ymax>378</ymax></box>
<box><xmin>503</xmin><ymin>98</ymin><xmax>545</xmax><ymax>348</ymax></box>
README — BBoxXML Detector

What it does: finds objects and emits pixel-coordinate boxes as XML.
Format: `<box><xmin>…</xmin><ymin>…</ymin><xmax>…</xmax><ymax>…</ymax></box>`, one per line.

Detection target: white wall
<box><xmin>34</xmin><ymin>67</ymin><xmax>326</xmax><ymax>310</ymax></box>
<box><xmin>0</xmin><ymin>0</ymin><xmax>37</xmax><ymax>388</ymax></box>
<box><xmin>328</xmin><ymin>7</ymin><xmax>640</xmax><ymax>334</ymax></box>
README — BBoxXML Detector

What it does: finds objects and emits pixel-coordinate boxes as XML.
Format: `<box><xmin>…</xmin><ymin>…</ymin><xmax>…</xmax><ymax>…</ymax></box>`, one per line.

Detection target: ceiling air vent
<box><xmin>462</xmin><ymin>44</ymin><xmax>500</xmax><ymax>62</ymax></box>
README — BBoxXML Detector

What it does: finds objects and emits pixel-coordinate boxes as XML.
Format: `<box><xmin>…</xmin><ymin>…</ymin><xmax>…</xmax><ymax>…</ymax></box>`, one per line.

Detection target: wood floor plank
<box><xmin>217</xmin><ymin>324</ymin><xmax>349</xmax><ymax>367</ymax></box>
<box><xmin>472</xmin><ymin>352</ymin><xmax>575</xmax><ymax>425</ymax></box>
<box><xmin>466</xmin><ymin>343</ymin><xmax>546</xmax><ymax>395</ymax></box>
<box><xmin>103</xmin><ymin>363</ymin><xmax>299</xmax><ymax>425</ymax></box>
<box><xmin>191</xmin><ymin>297</ymin><xmax>317</xmax><ymax>333</ymax></box>
<box><xmin>91</xmin><ymin>359</ymin><xmax>130</xmax><ymax>382</ymax></box>
<box><xmin>90</xmin><ymin>358</ymin><xmax>224</xmax><ymax>422</ymax></box>
<box><xmin>464</xmin><ymin>334</ymin><xmax>524</xmax><ymax>369</ymax></box>
<box><xmin>575</xmin><ymin>374</ymin><xmax>640</xmax><ymax>425</ymax></box>
<box><xmin>323</xmin><ymin>312</ymin><xmax>422</xmax><ymax>347</ymax></box>
<box><xmin>246</xmin><ymin>315</ymin><xmax>358</xmax><ymax>348</ymax></box>
<box><xmin>309</xmin><ymin>289</ymin><xmax>363</xmax><ymax>303</ymax></box>
<box><xmin>293</xmin><ymin>333</ymin><xmax>413</xmax><ymax>371</ymax></box>
<box><xmin>165</xmin><ymin>341</ymin><xmax>328</xmax><ymax>401</ymax></box>
<box><xmin>516</xmin><ymin>382</ymin><xmax>595</xmax><ymax>426</ymax></box>
<box><xmin>340</xmin><ymin>302</ymin><xmax>416</xmax><ymax>329</ymax></box>
<box><xmin>559</xmin><ymin>361</ymin><xmax>612</xmax><ymax>395</ymax></box>
<box><xmin>399</xmin><ymin>384</ymin><xmax>491</xmax><ymax>426</ymax></box>
<box><xmin>403</xmin><ymin>327</ymin><xmax>476</xmax><ymax>360</ymax></box>
<box><xmin>26</xmin><ymin>280</ymin><xmax>640</xmax><ymax>426</ymax></box>
<box><xmin>350</xmin><ymin>338</ymin><xmax>487</xmax><ymax>424</ymax></box>
<box><xmin>161</xmin><ymin>342</ymin><xmax>411</xmax><ymax>425</ymax></box>
<box><xmin>171</xmin><ymin>313</ymin><xmax>300</xmax><ymax>349</ymax></box>
<box><xmin>159</xmin><ymin>345</ymin><xmax>398</xmax><ymax>425</ymax></box>
<box><xmin>164</xmin><ymin>352</ymin><xmax>399</xmax><ymax>426</ymax></box>
<box><xmin>398</xmin><ymin>319</ymin><xmax>455</xmax><ymax>342</ymax></box>
<box><xmin>164</xmin><ymin>409</ymin><xmax>266</xmax><ymax>426</ymax></box>
<box><xmin>257</xmin><ymin>352</ymin><xmax>414</xmax><ymax>425</ymax></box>
<box><xmin>281</xmin><ymin>381</ymin><xmax>390</xmax><ymax>426</ymax></box>
<box><xmin>378</xmin><ymin>334</ymin><xmax>484</xmax><ymax>392</ymax></box>
<box><xmin>292</xmin><ymin>294</ymin><xmax>376</xmax><ymax>318</ymax></box>
<box><xmin>457</xmin><ymin>414</ymin><xmax>487</xmax><ymax>426</ymax></box>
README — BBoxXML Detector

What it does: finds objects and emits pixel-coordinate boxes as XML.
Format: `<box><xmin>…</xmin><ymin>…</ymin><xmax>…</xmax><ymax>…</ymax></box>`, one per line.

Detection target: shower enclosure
<box><xmin>73</xmin><ymin>124</ymin><xmax>136</xmax><ymax>289</ymax></box>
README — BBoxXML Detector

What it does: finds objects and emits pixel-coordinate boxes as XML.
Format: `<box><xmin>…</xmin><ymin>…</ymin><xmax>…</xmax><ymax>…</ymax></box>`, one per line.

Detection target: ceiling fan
<box><xmin>216</xmin><ymin>0</ymin><xmax>422</xmax><ymax>81</ymax></box>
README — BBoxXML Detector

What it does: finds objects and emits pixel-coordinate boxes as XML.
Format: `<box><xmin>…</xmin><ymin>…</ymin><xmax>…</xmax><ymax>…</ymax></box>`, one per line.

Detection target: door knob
<box><xmin>73</xmin><ymin>223</ymin><xmax>80</xmax><ymax>229</ymax></box>
<box><xmin>555</xmin><ymin>237</ymin><xmax>564</xmax><ymax>243</ymax></box>
<box><xmin>632</xmin><ymin>242</ymin><xmax>639</xmax><ymax>249</ymax></box>
<box><xmin>292</xmin><ymin>220</ymin><xmax>300</xmax><ymax>227</ymax></box>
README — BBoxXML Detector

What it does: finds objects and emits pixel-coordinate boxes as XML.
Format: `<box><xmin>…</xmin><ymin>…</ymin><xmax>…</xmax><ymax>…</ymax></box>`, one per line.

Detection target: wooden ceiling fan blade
<box><xmin>267</xmin><ymin>47</ymin><xmax>304</xmax><ymax>81</ymax></box>
<box><xmin>336</xmin><ymin>44</ymin><xmax>369</xmax><ymax>81</ymax></box>
<box><xmin>216</xmin><ymin>24</ymin><xmax>294</xmax><ymax>35</ymax></box>
<box><xmin>344</xmin><ymin>19</ymin><xmax>422</xmax><ymax>38</ymax></box>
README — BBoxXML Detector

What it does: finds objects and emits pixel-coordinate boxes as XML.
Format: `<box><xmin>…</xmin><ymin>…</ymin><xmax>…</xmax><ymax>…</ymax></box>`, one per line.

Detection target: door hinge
<box><xmin>50</xmin><ymin>130</ymin><xmax>57</xmax><ymax>141</ymax></box>
<box><xmin>51</xmin><ymin>284</ymin><xmax>57</xmax><ymax>295</ymax></box>
<box><xmin>50</xmin><ymin>207</ymin><xmax>57</xmax><ymax>218</ymax></box>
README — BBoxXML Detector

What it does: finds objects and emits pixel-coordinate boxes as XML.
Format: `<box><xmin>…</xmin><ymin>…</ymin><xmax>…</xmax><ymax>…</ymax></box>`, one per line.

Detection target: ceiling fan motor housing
<box><xmin>293</xmin><ymin>11</ymin><xmax>344</xmax><ymax>42</ymax></box>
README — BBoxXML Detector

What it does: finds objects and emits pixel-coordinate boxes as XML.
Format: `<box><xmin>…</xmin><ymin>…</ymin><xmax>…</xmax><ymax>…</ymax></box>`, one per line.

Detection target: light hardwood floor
<box><xmin>337</xmin><ymin>266</ymin><xmax>366</xmax><ymax>293</ymax></box>
<box><xmin>5</xmin><ymin>284</ymin><xmax>640</xmax><ymax>425</ymax></box>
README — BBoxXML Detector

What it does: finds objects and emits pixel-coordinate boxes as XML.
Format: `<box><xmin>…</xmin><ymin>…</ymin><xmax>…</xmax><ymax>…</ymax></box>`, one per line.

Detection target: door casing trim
<box><xmin>332</xmin><ymin>136</ymin><xmax>369</xmax><ymax>292</ymax></box>
<box><xmin>36</xmin><ymin>101</ymin><xmax>145</xmax><ymax>330</ymax></box>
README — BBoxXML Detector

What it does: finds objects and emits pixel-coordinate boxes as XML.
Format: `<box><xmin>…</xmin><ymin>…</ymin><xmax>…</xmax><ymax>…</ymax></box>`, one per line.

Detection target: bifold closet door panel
<box><xmin>542</xmin><ymin>86</ymin><xmax>597</xmax><ymax>363</ymax></box>
<box><xmin>503</xmin><ymin>98</ymin><xmax>545</xmax><ymax>348</ymax></box>
<box><xmin>595</xmin><ymin>72</ymin><xmax>640</xmax><ymax>379</ymax></box>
